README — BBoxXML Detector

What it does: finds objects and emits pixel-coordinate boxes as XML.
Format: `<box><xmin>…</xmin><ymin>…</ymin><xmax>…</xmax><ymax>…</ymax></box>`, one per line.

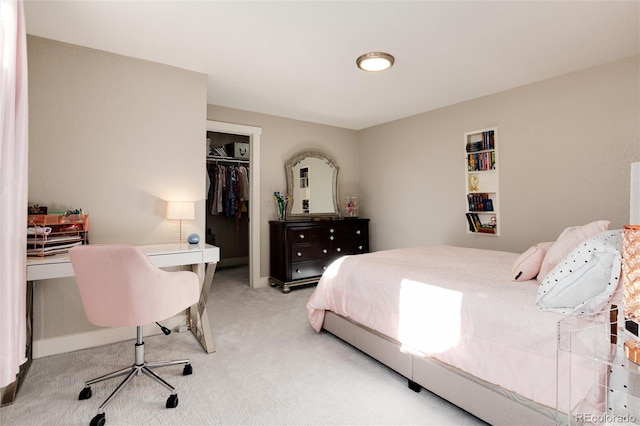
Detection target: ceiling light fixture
<box><xmin>356</xmin><ymin>52</ymin><xmax>395</xmax><ymax>72</ymax></box>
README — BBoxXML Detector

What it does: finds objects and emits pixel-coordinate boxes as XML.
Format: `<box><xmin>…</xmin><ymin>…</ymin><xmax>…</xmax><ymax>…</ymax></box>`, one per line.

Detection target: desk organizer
<box><xmin>27</xmin><ymin>213</ymin><xmax>89</xmax><ymax>256</ymax></box>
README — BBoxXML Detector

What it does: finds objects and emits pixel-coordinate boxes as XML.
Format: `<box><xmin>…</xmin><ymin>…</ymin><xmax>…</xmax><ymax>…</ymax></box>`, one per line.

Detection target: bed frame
<box><xmin>322</xmin><ymin>311</ymin><xmax>565</xmax><ymax>425</ymax></box>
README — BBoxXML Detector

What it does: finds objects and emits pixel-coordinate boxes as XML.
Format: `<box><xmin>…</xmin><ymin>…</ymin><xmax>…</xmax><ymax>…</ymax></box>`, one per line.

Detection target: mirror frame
<box><xmin>285</xmin><ymin>151</ymin><xmax>340</xmax><ymax>220</ymax></box>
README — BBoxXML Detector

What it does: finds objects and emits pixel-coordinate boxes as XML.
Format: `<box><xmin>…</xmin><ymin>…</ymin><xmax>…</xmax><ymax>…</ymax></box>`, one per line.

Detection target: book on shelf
<box><xmin>465</xmin><ymin>213</ymin><xmax>482</xmax><ymax>232</ymax></box>
<box><xmin>465</xmin><ymin>213</ymin><xmax>496</xmax><ymax>234</ymax></box>
<box><xmin>476</xmin><ymin>227</ymin><xmax>496</xmax><ymax>234</ymax></box>
<box><xmin>471</xmin><ymin>213</ymin><xmax>482</xmax><ymax>230</ymax></box>
<box><xmin>465</xmin><ymin>141</ymin><xmax>484</xmax><ymax>153</ymax></box>
<box><xmin>465</xmin><ymin>213</ymin><xmax>476</xmax><ymax>232</ymax></box>
<box><xmin>481</xmin><ymin>130</ymin><xmax>495</xmax><ymax>150</ymax></box>
<box><xmin>467</xmin><ymin>193</ymin><xmax>494</xmax><ymax>212</ymax></box>
<box><xmin>466</xmin><ymin>130</ymin><xmax>495</xmax><ymax>153</ymax></box>
<box><xmin>467</xmin><ymin>152</ymin><xmax>495</xmax><ymax>171</ymax></box>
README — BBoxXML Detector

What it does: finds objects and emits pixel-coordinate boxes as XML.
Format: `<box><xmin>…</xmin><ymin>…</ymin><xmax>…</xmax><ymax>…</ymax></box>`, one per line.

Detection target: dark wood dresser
<box><xmin>269</xmin><ymin>218</ymin><xmax>370</xmax><ymax>293</ymax></box>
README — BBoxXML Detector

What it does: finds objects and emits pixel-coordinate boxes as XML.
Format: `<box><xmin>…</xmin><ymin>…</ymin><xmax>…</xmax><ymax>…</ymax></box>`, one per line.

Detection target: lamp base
<box><xmin>625</xmin><ymin>340</ymin><xmax>640</xmax><ymax>364</ymax></box>
<box><xmin>624</xmin><ymin>315</ymin><xmax>640</xmax><ymax>364</ymax></box>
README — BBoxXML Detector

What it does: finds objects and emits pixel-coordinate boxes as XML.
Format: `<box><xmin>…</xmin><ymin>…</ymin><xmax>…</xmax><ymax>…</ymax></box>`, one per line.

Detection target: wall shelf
<box><xmin>465</xmin><ymin>128</ymin><xmax>499</xmax><ymax>236</ymax></box>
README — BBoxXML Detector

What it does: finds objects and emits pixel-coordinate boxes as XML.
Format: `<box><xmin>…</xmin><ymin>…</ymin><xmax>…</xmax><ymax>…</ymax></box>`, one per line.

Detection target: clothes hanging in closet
<box><xmin>208</xmin><ymin>163</ymin><xmax>249</xmax><ymax>219</ymax></box>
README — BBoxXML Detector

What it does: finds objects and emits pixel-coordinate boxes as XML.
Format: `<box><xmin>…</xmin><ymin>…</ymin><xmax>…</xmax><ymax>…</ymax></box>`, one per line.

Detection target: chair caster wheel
<box><xmin>166</xmin><ymin>393</ymin><xmax>179</xmax><ymax>408</ymax></box>
<box><xmin>90</xmin><ymin>412</ymin><xmax>105</xmax><ymax>426</ymax></box>
<box><xmin>183</xmin><ymin>364</ymin><xmax>193</xmax><ymax>375</ymax></box>
<box><xmin>79</xmin><ymin>387</ymin><xmax>92</xmax><ymax>400</ymax></box>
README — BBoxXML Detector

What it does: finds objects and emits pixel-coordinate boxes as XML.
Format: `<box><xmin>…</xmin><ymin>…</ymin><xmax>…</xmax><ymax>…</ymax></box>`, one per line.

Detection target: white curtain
<box><xmin>0</xmin><ymin>0</ymin><xmax>29</xmax><ymax>388</ymax></box>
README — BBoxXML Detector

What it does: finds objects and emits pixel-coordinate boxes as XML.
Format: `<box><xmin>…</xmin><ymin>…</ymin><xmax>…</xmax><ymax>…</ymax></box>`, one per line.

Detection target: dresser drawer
<box><xmin>315</xmin><ymin>223</ymin><xmax>366</xmax><ymax>241</ymax></box>
<box><xmin>335</xmin><ymin>240</ymin><xmax>367</xmax><ymax>256</ymax></box>
<box><xmin>310</xmin><ymin>225</ymin><xmax>337</xmax><ymax>243</ymax></box>
<box><xmin>290</xmin><ymin>259</ymin><xmax>331</xmax><ymax>280</ymax></box>
<box><xmin>290</xmin><ymin>244</ymin><xmax>330</xmax><ymax>262</ymax></box>
<box><xmin>288</xmin><ymin>227</ymin><xmax>312</xmax><ymax>243</ymax></box>
<box><xmin>336</xmin><ymin>223</ymin><xmax>367</xmax><ymax>240</ymax></box>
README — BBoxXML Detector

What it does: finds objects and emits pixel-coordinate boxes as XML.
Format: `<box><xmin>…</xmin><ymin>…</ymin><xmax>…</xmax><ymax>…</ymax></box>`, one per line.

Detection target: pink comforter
<box><xmin>307</xmin><ymin>245</ymin><xmax>602</xmax><ymax>413</ymax></box>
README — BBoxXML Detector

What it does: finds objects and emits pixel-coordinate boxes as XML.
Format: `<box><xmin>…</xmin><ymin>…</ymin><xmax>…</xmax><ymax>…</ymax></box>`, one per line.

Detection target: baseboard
<box><xmin>217</xmin><ymin>257</ymin><xmax>249</xmax><ymax>269</ymax></box>
<box><xmin>257</xmin><ymin>276</ymin><xmax>270</xmax><ymax>288</ymax></box>
<box><xmin>32</xmin><ymin>314</ymin><xmax>188</xmax><ymax>359</ymax></box>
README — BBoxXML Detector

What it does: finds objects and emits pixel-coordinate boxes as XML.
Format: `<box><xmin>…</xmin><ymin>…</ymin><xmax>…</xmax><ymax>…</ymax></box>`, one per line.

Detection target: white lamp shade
<box><xmin>166</xmin><ymin>201</ymin><xmax>195</xmax><ymax>220</ymax></box>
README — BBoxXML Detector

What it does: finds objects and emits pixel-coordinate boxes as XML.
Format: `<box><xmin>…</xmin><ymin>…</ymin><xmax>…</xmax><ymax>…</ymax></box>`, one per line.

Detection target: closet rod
<box><xmin>207</xmin><ymin>156</ymin><xmax>249</xmax><ymax>165</ymax></box>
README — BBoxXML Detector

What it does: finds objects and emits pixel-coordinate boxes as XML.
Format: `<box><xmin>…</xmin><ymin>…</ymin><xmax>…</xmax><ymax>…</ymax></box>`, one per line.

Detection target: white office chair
<box><xmin>69</xmin><ymin>244</ymin><xmax>200</xmax><ymax>426</ymax></box>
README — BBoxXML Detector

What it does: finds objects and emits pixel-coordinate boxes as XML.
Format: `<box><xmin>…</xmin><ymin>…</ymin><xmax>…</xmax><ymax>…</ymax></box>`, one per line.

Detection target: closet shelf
<box><xmin>207</xmin><ymin>155</ymin><xmax>249</xmax><ymax>164</ymax></box>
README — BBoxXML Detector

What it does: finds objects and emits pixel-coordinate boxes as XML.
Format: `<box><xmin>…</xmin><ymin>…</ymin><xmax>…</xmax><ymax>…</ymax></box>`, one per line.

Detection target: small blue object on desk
<box><xmin>187</xmin><ymin>233</ymin><xmax>200</xmax><ymax>244</ymax></box>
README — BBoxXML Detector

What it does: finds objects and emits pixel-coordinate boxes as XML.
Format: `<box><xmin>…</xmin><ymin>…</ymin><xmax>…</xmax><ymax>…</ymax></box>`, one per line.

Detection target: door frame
<box><xmin>206</xmin><ymin>120</ymin><xmax>262</xmax><ymax>288</ymax></box>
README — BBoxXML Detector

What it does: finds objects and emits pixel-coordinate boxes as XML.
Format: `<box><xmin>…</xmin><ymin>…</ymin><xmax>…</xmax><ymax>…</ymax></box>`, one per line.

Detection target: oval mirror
<box><xmin>286</xmin><ymin>151</ymin><xmax>340</xmax><ymax>219</ymax></box>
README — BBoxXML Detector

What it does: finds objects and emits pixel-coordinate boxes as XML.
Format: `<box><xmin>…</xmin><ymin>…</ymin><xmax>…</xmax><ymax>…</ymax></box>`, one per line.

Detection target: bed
<box><xmin>307</xmin><ymin>236</ymin><xmax>621</xmax><ymax>425</ymax></box>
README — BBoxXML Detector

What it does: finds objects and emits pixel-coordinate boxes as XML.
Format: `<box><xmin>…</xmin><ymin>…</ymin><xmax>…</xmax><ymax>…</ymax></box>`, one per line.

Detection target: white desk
<box><xmin>1</xmin><ymin>243</ymin><xmax>220</xmax><ymax>407</ymax></box>
<box><xmin>26</xmin><ymin>243</ymin><xmax>220</xmax><ymax>354</ymax></box>
<box><xmin>0</xmin><ymin>243</ymin><xmax>220</xmax><ymax>407</ymax></box>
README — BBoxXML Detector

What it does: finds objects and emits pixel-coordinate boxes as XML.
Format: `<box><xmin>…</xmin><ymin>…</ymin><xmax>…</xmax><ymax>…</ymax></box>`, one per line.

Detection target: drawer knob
<box><xmin>323</xmin><ymin>266</ymin><xmax>327</xmax><ymax>270</ymax></box>
<box><xmin>299</xmin><ymin>234</ymin><xmax>305</xmax><ymax>239</ymax></box>
<box><xmin>295</xmin><ymin>269</ymin><xmax>301</xmax><ymax>274</ymax></box>
<box><xmin>330</xmin><ymin>236</ymin><xmax>334</xmax><ymax>241</ymax></box>
<box><xmin>323</xmin><ymin>249</ymin><xmax>328</xmax><ymax>254</ymax></box>
<box><xmin>297</xmin><ymin>252</ymin><xmax>302</xmax><ymax>257</ymax></box>
<box><xmin>356</xmin><ymin>230</ymin><xmax>361</xmax><ymax>235</ymax></box>
<box><xmin>330</xmin><ymin>228</ymin><xmax>335</xmax><ymax>233</ymax></box>
<box><xmin>336</xmin><ymin>247</ymin><xmax>341</xmax><ymax>253</ymax></box>
<box><xmin>358</xmin><ymin>245</ymin><xmax>363</xmax><ymax>250</ymax></box>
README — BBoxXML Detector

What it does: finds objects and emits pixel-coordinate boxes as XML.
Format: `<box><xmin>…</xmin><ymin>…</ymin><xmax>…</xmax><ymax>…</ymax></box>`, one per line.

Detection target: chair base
<box><xmin>79</xmin><ymin>326</ymin><xmax>192</xmax><ymax>426</ymax></box>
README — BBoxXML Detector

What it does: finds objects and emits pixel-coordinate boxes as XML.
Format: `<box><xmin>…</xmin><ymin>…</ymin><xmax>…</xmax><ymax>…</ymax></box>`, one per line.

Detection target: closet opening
<box><xmin>207</xmin><ymin>131</ymin><xmax>250</xmax><ymax>280</ymax></box>
<box><xmin>206</xmin><ymin>120</ymin><xmax>261</xmax><ymax>289</ymax></box>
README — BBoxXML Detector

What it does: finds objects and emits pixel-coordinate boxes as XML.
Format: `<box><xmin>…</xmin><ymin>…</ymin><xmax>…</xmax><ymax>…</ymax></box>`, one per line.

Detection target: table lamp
<box><xmin>624</xmin><ymin>162</ymin><xmax>640</xmax><ymax>361</ymax></box>
<box><xmin>166</xmin><ymin>201</ymin><xmax>195</xmax><ymax>242</ymax></box>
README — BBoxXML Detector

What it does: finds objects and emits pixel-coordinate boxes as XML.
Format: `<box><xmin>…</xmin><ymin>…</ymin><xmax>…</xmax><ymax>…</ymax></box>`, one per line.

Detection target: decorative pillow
<box><xmin>511</xmin><ymin>242</ymin><xmax>553</xmax><ymax>281</ymax></box>
<box><xmin>537</xmin><ymin>220</ymin><xmax>610</xmax><ymax>283</ymax></box>
<box><xmin>557</xmin><ymin>226</ymin><xmax>579</xmax><ymax>240</ymax></box>
<box><xmin>536</xmin><ymin>230</ymin><xmax>622</xmax><ymax>315</ymax></box>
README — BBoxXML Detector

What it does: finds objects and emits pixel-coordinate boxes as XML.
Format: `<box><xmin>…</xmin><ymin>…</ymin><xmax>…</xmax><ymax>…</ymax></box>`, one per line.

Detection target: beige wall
<box><xmin>206</xmin><ymin>105</ymin><xmax>359</xmax><ymax>279</ymax></box>
<box><xmin>27</xmin><ymin>36</ymin><xmax>207</xmax><ymax>343</ymax></box>
<box><xmin>358</xmin><ymin>56</ymin><xmax>640</xmax><ymax>253</ymax></box>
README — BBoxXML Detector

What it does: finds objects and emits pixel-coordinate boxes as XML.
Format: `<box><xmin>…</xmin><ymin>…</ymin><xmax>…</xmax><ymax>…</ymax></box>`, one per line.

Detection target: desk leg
<box><xmin>189</xmin><ymin>262</ymin><xmax>216</xmax><ymax>353</ymax></box>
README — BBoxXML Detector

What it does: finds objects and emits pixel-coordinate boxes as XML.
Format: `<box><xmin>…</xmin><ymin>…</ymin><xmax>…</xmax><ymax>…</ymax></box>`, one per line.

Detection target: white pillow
<box><xmin>537</xmin><ymin>220</ymin><xmax>610</xmax><ymax>283</ymax></box>
<box><xmin>536</xmin><ymin>230</ymin><xmax>622</xmax><ymax>315</ymax></box>
<box><xmin>511</xmin><ymin>242</ymin><xmax>553</xmax><ymax>281</ymax></box>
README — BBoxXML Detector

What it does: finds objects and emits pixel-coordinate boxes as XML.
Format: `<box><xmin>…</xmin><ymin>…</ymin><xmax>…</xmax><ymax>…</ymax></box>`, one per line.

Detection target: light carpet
<box><xmin>1</xmin><ymin>266</ymin><xmax>485</xmax><ymax>425</ymax></box>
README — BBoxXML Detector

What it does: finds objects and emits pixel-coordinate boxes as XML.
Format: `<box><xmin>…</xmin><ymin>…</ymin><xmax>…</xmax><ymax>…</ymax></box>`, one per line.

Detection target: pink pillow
<box><xmin>511</xmin><ymin>242</ymin><xmax>553</xmax><ymax>281</ymax></box>
<box><xmin>537</xmin><ymin>220</ymin><xmax>610</xmax><ymax>282</ymax></box>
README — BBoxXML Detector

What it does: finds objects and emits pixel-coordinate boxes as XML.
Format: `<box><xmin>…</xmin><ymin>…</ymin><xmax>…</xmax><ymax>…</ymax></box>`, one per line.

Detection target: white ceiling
<box><xmin>23</xmin><ymin>1</ymin><xmax>639</xmax><ymax>130</ymax></box>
